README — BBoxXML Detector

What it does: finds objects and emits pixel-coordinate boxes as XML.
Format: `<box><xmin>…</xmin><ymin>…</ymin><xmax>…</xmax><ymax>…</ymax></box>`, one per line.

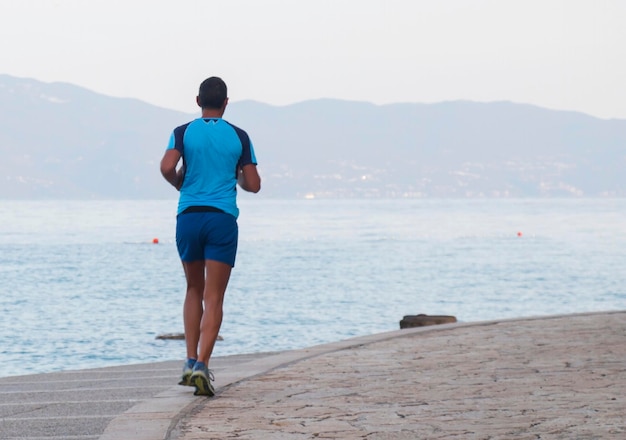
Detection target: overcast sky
<box><xmin>1</xmin><ymin>0</ymin><xmax>624</xmax><ymax>119</ymax></box>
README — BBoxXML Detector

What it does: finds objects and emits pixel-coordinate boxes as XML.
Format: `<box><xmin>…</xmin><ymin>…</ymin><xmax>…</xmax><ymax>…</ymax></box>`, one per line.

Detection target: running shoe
<box><xmin>178</xmin><ymin>358</ymin><xmax>196</xmax><ymax>386</ymax></box>
<box><xmin>190</xmin><ymin>362</ymin><xmax>215</xmax><ymax>396</ymax></box>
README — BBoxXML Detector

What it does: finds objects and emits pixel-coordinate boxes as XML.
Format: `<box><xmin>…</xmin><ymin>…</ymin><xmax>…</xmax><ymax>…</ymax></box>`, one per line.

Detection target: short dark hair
<box><xmin>198</xmin><ymin>77</ymin><xmax>227</xmax><ymax>109</ymax></box>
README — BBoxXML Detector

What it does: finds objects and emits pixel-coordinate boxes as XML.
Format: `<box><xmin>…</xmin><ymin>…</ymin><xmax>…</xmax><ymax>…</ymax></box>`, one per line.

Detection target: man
<box><xmin>160</xmin><ymin>77</ymin><xmax>261</xmax><ymax>396</ymax></box>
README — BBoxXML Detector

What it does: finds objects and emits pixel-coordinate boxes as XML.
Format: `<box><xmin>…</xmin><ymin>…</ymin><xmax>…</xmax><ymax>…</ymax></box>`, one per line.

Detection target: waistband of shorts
<box><xmin>178</xmin><ymin>205</ymin><xmax>226</xmax><ymax>217</ymax></box>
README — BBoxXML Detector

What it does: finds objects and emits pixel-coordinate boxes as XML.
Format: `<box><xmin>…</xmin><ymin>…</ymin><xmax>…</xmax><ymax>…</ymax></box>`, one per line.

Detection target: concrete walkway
<box><xmin>1</xmin><ymin>311</ymin><xmax>624</xmax><ymax>439</ymax></box>
<box><xmin>0</xmin><ymin>353</ymin><xmax>271</xmax><ymax>440</ymax></box>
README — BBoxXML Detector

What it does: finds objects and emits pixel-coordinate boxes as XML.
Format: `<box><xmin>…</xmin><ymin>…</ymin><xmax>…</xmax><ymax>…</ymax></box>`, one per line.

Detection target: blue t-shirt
<box><xmin>166</xmin><ymin>118</ymin><xmax>257</xmax><ymax>218</ymax></box>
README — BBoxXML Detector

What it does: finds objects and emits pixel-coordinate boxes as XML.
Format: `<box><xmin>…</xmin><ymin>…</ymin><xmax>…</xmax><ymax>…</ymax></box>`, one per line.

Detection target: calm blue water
<box><xmin>1</xmin><ymin>198</ymin><xmax>625</xmax><ymax>378</ymax></box>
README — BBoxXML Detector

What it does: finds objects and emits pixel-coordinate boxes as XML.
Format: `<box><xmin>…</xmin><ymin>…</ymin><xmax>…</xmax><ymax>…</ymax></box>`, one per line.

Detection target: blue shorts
<box><xmin>176</xmin><ymin>212</ymin><xmax>238</xmax><ymax>267</ymax></box>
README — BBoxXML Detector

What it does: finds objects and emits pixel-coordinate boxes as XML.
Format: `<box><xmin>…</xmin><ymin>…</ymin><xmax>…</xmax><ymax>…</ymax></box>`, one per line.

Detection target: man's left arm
<box><xmin>160</xmin><ymin>149</ymin><xmax>184</xmax><ymax>190</ymax></box>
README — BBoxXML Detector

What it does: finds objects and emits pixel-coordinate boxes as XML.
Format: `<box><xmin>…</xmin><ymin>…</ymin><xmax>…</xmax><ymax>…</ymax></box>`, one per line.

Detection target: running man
<box><xmin>160</xmin><ymin>77</ymin><xmax>261</xmax><ymax>396</ymax></box>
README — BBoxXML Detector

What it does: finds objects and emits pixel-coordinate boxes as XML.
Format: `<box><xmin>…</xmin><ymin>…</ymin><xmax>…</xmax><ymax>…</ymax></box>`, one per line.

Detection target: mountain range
<box><xmin>1</xmin><ymin>73</ymin><xmax>625</xmax><ymax>199</ymax></box>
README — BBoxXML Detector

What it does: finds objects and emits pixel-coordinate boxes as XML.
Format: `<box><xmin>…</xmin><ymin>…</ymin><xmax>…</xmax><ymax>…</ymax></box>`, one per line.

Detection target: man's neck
<box><xmin>201</xmin><ymin>108</ymin><xmax>224</xmax><ymax>119</ymax></box>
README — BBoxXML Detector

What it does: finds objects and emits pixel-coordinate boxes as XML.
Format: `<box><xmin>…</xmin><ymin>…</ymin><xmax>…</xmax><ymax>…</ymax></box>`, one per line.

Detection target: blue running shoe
<box><xmin>178</xmin><ymin>358</ymin><xmax>196</xmax><ymax>386</ymax></box>
<box><xmin>190</xmin><ymin>362</ymin><xmax>215</xmax><ymax>396</ymax></box>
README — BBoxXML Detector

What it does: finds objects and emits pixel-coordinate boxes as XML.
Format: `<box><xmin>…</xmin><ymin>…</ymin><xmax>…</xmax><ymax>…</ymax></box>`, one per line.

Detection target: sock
<box><xmin>193</xmin><ymin>361</ymin><xmax>206</xmax><ymax>371</ymax></box>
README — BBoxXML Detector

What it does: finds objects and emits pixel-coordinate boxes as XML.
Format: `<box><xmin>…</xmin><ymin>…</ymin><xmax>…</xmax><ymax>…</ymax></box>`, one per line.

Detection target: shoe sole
<box><xmin>192</xmin><ymin>373</ymin><xmax>215</xmax><ymax>397</ymax></box>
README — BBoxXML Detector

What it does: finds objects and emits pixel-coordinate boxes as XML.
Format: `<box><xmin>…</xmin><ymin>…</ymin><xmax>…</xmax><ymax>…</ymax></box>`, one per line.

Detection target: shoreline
<box><xmin>2</xmin><ymin>309</ymin><xmax>621</xmax><ymax>381</ymax></box>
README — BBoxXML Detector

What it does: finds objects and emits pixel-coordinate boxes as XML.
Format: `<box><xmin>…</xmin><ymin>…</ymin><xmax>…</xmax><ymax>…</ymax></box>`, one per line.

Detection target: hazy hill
<box><xmin>1</xmin><ymin>74</ymin><xmax>625</xmax><ymax>199</ymax></box>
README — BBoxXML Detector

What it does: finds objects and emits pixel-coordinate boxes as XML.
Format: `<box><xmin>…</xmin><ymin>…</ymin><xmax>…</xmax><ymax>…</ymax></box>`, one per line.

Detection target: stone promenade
<box><xmin>172</xmin><ymin>312</ymin><xmax>625</xmax><ymax>439</ymax></box>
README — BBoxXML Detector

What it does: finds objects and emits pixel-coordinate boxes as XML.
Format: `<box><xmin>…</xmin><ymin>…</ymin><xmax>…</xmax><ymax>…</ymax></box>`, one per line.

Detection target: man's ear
<box><xmin>196</xmin><ymin>96</ymin><xmax>202</xmax><ymax>107</ymax></box>
<box><xmin>222</xmin><ymin>97</ymin><xmax>229</xmax><ymax>111</ymax></box>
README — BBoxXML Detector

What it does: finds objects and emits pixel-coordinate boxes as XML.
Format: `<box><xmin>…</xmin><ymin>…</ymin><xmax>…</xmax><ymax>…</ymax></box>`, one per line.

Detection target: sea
<box><xmin>1</xmin><ymin>198</ymin><xmax>625</xmax><ymax>378</ymax></box>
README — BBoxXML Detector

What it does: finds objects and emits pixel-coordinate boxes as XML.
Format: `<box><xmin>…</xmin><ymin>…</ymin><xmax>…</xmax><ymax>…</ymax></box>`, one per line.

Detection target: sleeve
<box><xmin>166</xmin><ymin>124</ymin><xmax>188</xmax><ymax>153</ymax></box>
<box><xmin>240</xmin><ymin>138</ymin><xmax>257</xmax><ymax>167</ymax></box>
<box><xmin>228</xmin><ymin>123</ymin><xmax>258</xmax><ymax>167</ymax></box>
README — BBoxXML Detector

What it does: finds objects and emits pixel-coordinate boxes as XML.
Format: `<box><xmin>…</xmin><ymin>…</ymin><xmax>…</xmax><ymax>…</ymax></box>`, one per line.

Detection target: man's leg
<box><xmin>182</xmin><ymin>260</ymin><xmax>205</xmax><ymax>361</ymax></box>
<box><xmin>197</xmin><ymin>259</ymin><xmax>232</xmax><ymax>364</ymax></box>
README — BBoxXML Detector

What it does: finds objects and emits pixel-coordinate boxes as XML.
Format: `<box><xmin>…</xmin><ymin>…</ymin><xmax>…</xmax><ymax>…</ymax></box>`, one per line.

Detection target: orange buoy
<box><xmin>152</xmin><ymin>238</ymin><xmax>159</xmax><ymax>244</ymax></box>
<box><xmin>517</xmin><ymin>232</ymin><xmax>522</xmax><ymax>237</ymax></box>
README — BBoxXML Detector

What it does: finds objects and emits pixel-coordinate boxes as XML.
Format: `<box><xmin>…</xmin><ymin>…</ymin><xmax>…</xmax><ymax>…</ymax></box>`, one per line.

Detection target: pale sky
<box><xmin>1</xmin><ymin>0</ymin><xmax>625</xmax><ymax>119</ymax></box>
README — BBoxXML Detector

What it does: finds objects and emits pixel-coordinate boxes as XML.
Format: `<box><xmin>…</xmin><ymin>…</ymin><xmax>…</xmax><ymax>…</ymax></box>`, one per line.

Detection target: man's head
<box><xmin>197</xmin><ymin>77</ymin><xmax>228</xmax><ymax>110</ymax></box>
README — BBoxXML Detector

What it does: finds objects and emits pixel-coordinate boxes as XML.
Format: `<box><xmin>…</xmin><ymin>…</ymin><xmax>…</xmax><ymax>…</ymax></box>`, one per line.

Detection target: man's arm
<box><xmin>160</xmin><ymin>149</ymin><xmax>184</xmax><ymax>190</ymax></box>
<box><xmin>237</xmin><ymin>164</ymin><xmax>261</xmax><ymax>193</ymax></box>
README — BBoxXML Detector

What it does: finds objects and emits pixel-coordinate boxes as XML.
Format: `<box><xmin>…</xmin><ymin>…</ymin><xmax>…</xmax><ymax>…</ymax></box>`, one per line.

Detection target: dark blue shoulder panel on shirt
<box><xmin>172</xmin><ymin>122</ymin><xmax>191</xmax><ymax>154</ymax></box>
<box><xmin>224</xmin><ymin>121</ymin><xmax>256</xmax><ymax>166</ymax></box>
